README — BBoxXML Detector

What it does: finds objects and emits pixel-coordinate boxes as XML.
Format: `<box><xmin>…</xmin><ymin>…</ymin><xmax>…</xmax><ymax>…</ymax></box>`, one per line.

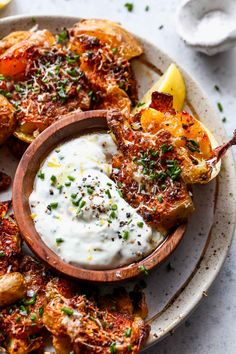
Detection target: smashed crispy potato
<box><xmin>96</xmin><ymin>86</ymin><xmax>131</xmax><ymax>115</ymax></box>
<box><xmin>0</xmin><ymin>95</ymin><xmax>16</xmax><ymax>145</ymax></box>
<box><xmin>71</xmin><ymin>19</ymin><xmax>143</xmax><ymax>60</ymax></box>
<box><xmin>0</xmin><ymin>216</ymin><xmax>21</xmax><ymax>276</ymax></box>
<box><xmin>0</xmin><ymin>272</ymin><xmax>26</xmax><ymax>307</ymax></box>
<box><xmin>0</xmin><ymin>30</ymin><xmax>55</xmax><ymax>79</ymax></box>
<box><xmin>0</xmin><ymin>31</ymin><xmax>31</xmax><ymax>55</ymax></box>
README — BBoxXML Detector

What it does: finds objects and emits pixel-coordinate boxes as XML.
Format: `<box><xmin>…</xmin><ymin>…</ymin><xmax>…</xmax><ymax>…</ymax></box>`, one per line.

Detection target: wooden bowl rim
<box><xmin>13</xmin><ymin>109</ymin><xmax>186</xmax><ymax>283</ymax></box>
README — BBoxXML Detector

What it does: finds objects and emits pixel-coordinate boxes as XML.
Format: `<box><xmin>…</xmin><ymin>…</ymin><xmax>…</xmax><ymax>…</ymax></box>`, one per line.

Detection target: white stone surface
<box><xmin>0</xmin><ymin>1</ymin><xmax>235</xmax><ymax>353</ymax></box>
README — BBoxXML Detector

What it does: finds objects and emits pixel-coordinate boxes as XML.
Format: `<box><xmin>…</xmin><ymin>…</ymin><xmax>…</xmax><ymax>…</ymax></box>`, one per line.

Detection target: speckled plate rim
<box><xmin>0</xmin><ymin>14</ymin><xmax>235</xmax><ymax>351</ymax></box>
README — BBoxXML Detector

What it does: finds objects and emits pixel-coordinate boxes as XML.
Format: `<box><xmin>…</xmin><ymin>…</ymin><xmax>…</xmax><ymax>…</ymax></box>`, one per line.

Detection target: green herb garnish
<box><xmin>50</xmin><ymin>175</ymin><xmax>57</xmax><ymax>186</ymax></box>
<box><xmin>57</xmin><ymin>29</ymin><xmax>69</xmax><ymax>44</ymax></box>
<box><xmin>217</xmin><ymin>102</ymin><xmax>223</xmax><ymax>112</ymax></box>
<box><xmin>61</xmin><ymin>307</ymin><xmax>73</xmax><ymax>316</ymax></box>
<box><xmin>105</xmin><ymin>189</ymin><xmax>112</xmax><ymax>198</ymax></box>
<box><xmin>161</xmin><ymin>144</ymin><xmax>173</xmax><ymax>153</ymax></box>
<box><xmin>124</xmin><ymin>327</ymin><xmax>132</xmax><ymax>337</ymax></box>
<box><xmin>110</xmin><ymin>342</ymin><xmax>117</xmax><ymax>353</ymax></box>
<box><xmin>139</xmin><ymin>265</ymin><xmax>149</xmax><ymax>275</ymax></box>
<box><xmin>122</xmin><ymin>230</ymin><xmax>129</xmax><ymax>240</ymax></box>
<box><xmin>67</xmin><ymin>175</ymin><xmax>75</xmax><ymax>181</ymax></box>
<box><xmin>30</xmin><ymin>313</ymin><xmax>37</xmax><ymax>321</ymax></box>
<box><xmin>38</xmin><ymin>171</ymin><xmax>45</xmax><ymax>180</ymax></box>
<box><xmin>39</xmin><ymin>306</ymin><xmax>44</xmax><ymax>316</ymax></box>
<box><xmin>166</xmin><ymin>160</ymin><xmax>181</xmax><ymax>180</ymax></box>
<box><xmin>49</xmin><ymin>202</ymin><xmax>58</xmax><ymax>210</ymax></box>
<box><xmin>124</xmin><ymin>2</ymin><xmax>134</xmax><ymax>12</ymax></box>
<box><xmin>56</xmin><ymin>238</ymin><xmax>64</xmax><ymax>245</ymax></box>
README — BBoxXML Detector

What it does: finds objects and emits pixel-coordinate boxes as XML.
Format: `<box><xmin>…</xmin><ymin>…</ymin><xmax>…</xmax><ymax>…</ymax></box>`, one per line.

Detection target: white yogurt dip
<box><xmin>29</xmin><ymin>132</ymin><xmax>164</xmax><ymax>269</ymax></box>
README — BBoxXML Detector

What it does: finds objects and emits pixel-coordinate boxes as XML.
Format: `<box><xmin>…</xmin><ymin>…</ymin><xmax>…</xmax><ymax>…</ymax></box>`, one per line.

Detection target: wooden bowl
<box><xmin>13</xmin><ymin>109</ymin><xmax>186</xmax><ymax>283</ymax></box>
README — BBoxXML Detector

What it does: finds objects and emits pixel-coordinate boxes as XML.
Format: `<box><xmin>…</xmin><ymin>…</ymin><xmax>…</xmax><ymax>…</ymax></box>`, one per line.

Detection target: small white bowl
<box><xmin>176</xmin><ymin>0</ymin><xmax>236</xmax><ymax>55</ymax></box>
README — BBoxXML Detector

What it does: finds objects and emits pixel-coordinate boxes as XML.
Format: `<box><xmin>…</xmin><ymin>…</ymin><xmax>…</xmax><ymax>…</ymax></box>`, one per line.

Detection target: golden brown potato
<box><xmin>52</xmin><ymin>335</ymin><xmax>74</xmax><ymax>354</ymax></box>
<box><xmin>0</xmin><ymin>94</ymin><xmax>16</xmax><ymax>145</ymax></box>
<box><xmin>71</xmin><ymin>19</ymin><xmax>143</xmax><ymax>60</ymax></box>
<box><xmin>0</xmin><ymin>272</ymin><xmax>26</xmax><ymax>307</ymax></box>
<box><xmin>0</xmin><ymin>31</ymin><xmax>31</xmax><ymax>55</ymax></box>
<box><xmin>96</xmin><ymin>86</ymin><xmax>131</xmax><ymax>115</ymax></box>
<box><xmin>0</xmin><ymin>30</ymin><xmax>55</xmax><ymax>79</ymax></box>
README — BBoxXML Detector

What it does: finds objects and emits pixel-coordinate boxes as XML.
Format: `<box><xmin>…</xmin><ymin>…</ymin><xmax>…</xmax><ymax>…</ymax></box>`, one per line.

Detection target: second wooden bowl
<box><xmin>13</xmin><ymin>109</ymin><xmax>186</xmax><ymax>283</ymax></box>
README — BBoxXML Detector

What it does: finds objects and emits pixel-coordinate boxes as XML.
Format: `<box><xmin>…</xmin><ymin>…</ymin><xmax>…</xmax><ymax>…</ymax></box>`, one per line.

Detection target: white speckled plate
<box><xmin>0</xmin><ymin>15</ymin><xmax>235</xmax><ymax>352</ymax></box>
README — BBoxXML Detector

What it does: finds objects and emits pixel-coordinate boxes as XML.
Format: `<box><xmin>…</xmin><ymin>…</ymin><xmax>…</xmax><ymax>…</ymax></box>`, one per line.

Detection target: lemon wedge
<box><xmin>0</xmin><ymin>0</ymin><xmax>11</xmax><ymax>9</ymax></box>
<box><xmin>132</xmin><ymin>63</ymin><xmax>186</xmax><ymax>114</ymax></box>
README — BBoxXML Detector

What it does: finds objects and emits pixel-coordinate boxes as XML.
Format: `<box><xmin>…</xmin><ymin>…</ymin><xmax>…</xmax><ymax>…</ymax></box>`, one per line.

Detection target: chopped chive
<box><xmin>124</xmin><ymin>2</ymin><xmax>134</xmax><ymax>12</ymax></box>
<box><xmin>124</xmin><ymin>327</ymin><xmax>132</xmax><ymax>337</ymax></box>
<box><xmin>137</xmin><ymin>101</ymin><xmax>145</xmax><ymax>108</ymax></box>
<box><xmin>56</xmin><ymin>238</ymin><xmax>64</xmax><ymax>245</ymax></box>
<box><xmin>71</xmin><ymin>193</ymin><xmax>78</xmax><ymax>199</ymax></box>
<box><xmin>50</xmin><ymin>175</ymin><xmax>57</xmax><ymax>186</ymax></box>
<box><xmin>67</xmin><ymin>175</ymin><xmax>75</xmax><ymax>181</ymax></box>
<box><xmin>137</xmin><ymin>221</ymin><xmax>144</xmax><ymax>228</ymax></box>
<box><xmin>110</xmin><ymin>342</ymin><xmax>117</xmax><ymax>353</ymax></box>
<box><xmin>160</xmin><ymin>144</ymin><xmax>173</xmax><ymax>153</ymax></box>
<box><xmin>110</xmin><ymin>211</ymin><xmax>117</xmax><ymax>219</ymax></box>
<box><xmin>20</xmin><ymin>305</ymin><xmax>28</xmax><ymax>316</ymax></box>
<box><xmin>222</xmin><ymin>117</ymin><xmax>227</xmax><ymax>123</ymax></box>
<box><xmin>24</xmin><ymin>294</ymin><xmax>36</xmax><ymax>305</ymax></box>
<box><xmin>101</xmin><ymin>321</ymin><xmax>107</xmax><ymax>329</ymax></box>
<box><xmin>214</xmin><ymin>85</ymin><xmax>220</xmax><ymax>92</ymax></box>
<box><xmin>79</xmin><ymin>200</ymin><xmax>86</xmax><ymax>209</ymax></box>
<box><xmin>107</xmin><ymin>182</ymin><xmax>112</xmax><ymax>186</ymax></box>
<box><xmin>61</xmin><ymin>307</ymin><xmax>73</xmax><ymax>316</ymax></box>
<box><xmin>139</xmin><ymin>265</ymin><xmax>149</xmax><ymax>275</ymax></box>
<box><xmin>105</xmin><ymin>189</ymin><xmax>112</xmax><ymax>198</ymax></box>
<box><xmin>109</xmin><ymin>322</ymin><xmax>114</xmax><ymax>329</ymax></box>
<box><xmin>48</xmin><ymin>202</ymin><xmax>58</xmax><ymax>210</ymax></box>
<box><xmin>112</xmin><ymin>47</ymin><xmax>118</xmax><ymax>54</ymax></box>
<box><xmin>122</xmin><ymin>230</ymin><xmax>129</xmax><ymax>240</ymax></box>
<box><xmin>30</xmin><ymin>313</ymin><xmax>37</xmax><ymax>321</ymax></box>
<box><xmin>65</xmin><ymin>182</ymin><xmax>71</xmax><ymax>187</ymax></box>
<box><xmin>217</xmin><ymin>102</ymin><xmax>223</xmax><ymax>112</ymax></box>
<box><xmin>127</xmin><ymin>344</ymin><xmax>133</xmax><ymax>352</ymax></box>
<box><xmin>57</xmin><ymin>29</ymin><xmax>69</xmax><ymax>44</ymax></box>
<box><xmin>87</xmin><ymin>187</ymin><xmax>94</xmax><ymax>195</ymax></box>
<box><xmin>57</xmin><ymin>184</ymin><xmax>63</xmax><ymax>193</ymax></box>
<box><xmin>0</xmin><ymin>251</ymin><xmax>5</xmax><ymax>257</ymax></box>
<box><xmin>16</xmin><ymin>316</ymin><xmax>21</xmax><ymax>322</ymax></box>
<box><xmin>158</xmin><ymin>195</ymin><xmax>163</xmax><ymax>203</ymax></box>
<box><xmin>37</xmin><ymin>171</ymin><xmax>45</xmax><ymax>180</ymax></box>
<box><xmin>39</xmin><ymin>306</ymin><xmax>44</xmax><ymax>316</ymax></box>
<box><xmin>111</xmin><ymin>204</ymin><xmax>118</xmax><ymax>210</ymax></box>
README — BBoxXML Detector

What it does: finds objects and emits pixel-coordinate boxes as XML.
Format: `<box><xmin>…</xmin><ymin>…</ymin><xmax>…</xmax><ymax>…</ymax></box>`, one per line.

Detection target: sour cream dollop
<box><xmin>29</xmin><ymin>132</ymin><xmax>164</xmax><ymax>269</ymax></box>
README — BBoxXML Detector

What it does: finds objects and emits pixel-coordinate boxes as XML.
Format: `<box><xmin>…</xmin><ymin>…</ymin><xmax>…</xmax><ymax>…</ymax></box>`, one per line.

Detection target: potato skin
<box><xmin>0</xmin><ymin>31</ymin><xmax>31</xmax><ymax>55</ymax></box>
<box><xmin>71</xmin><ymin>19</ymin><xmax>143</xmax><ymax>60</ymax></box>
<box><xmin>0</xmin><ymin>94</ymin><xmax>16</xmax><ymax>145</ymax></box>
<box><xmin>0</xmin><ymin>272</ymin><xmax>26</xmax><ymax>307</ymax></box>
